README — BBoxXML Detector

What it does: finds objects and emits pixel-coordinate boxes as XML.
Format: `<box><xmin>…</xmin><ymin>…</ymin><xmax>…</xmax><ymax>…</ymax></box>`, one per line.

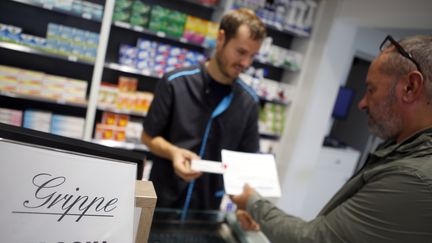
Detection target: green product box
<box><xmin>148</xmin><ymin>19</ymin><xmax>164</xmax><ymax>33</ymax></box>
<box><xmin>114</xmin><ymin>0</ymin><xmax>133</xmax><ymax>10</ymax></box>
<box><xmin>166</xmin><ymin>23</ymin><xmax>184</xmax><ymax>38</ymax></box>
<box><xmin>131</xmin><ymin>1</ymin><xmax>151</xmax><ymax>14</ymax></box>
<box><xmin>149</xmin><ymin>5</ymin><xmax>170</xmax><ymax>23</ymax></box>
<box><xmin>169</xmin><ymin>10</ymin><xmax>187</xmax><ymax>25</ymax></box>
<box><xmin>129</xmin><ymin>1</ymin><xmax>151</xmax><ymax>27</ymax></box>
<box><xmin>130</xmin><ymin>15</ymin><xmax>150</xmax><ymax>27</ymax></box>
<box><xmin>113</xmin><ymin>9</ymin><xmax>131</xmax><ymax>22</ymax></box>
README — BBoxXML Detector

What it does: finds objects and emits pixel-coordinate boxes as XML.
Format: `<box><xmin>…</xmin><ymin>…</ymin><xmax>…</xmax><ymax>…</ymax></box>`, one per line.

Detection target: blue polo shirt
<box><xmin>144</xmin><ymin>64</ymin><xmax>260</xmax><ymax>210</ymax></box>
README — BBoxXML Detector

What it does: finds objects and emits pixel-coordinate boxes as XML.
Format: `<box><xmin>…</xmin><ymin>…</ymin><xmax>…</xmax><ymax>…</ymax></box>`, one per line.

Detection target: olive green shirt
<box><xmin>247</xmin><ymin>128</ymin><xmax>432</xmax><ymax>243</ymax></box>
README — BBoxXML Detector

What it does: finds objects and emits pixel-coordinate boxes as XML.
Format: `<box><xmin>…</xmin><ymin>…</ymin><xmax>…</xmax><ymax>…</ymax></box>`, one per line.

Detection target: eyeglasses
<box><xmin>380</xmin><ymin>35</ymin><xmax>422</xmax><ymax>74</ymax></box>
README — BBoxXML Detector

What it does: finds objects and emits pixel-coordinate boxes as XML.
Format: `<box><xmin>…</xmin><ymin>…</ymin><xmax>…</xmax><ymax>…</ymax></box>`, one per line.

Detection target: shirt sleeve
<box><xmin>247</xmin><ymin>194</ymin><xmax>344</xmax><ymax>243</ymax></box>
<box><xmin>143</xmin><ymin>75</ymin><xmax>173</xmax><ymax>137</ymax></box>
<box><xmin>246</xmin><ymin>168</ymin><xmax>432</xmax><ymax>243</ymax></box>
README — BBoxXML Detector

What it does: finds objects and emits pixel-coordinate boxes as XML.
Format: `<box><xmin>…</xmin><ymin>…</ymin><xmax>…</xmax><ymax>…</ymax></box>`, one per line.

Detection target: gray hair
<box><xmin>381</xmin><ymin>35</ymin><xmax>432</xmax><ymax>101</ymax></box>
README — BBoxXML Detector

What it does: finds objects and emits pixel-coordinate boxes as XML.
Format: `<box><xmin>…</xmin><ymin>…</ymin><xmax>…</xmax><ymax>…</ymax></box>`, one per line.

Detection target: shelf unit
<box><xmin>113</xmin><ymin>21</ymin><xmax>210</xmax><ymax>49</ymax></box>
<box><xmin>0</xmin><ymin>41</ymin><xmax>95</xmax><ymax>65</ymax></box>
<box><xmin>0</xmin><ymin>90</ymin><xmax>87</xmax><ymax>108</ymax></box>
<box><xmin>0</xmin><ymin>0</ymin><xmax>111</xmax><ymax>140</ymax></box>
<box><xmin>95</xmin><ymin>0</ymin><xmax>221</xmax><ymax>150</ymax></box>
<box><xmin>0</xmin><ymin>0</ymin><xmax>317</xmax><ymax>152</ymax></box>
<box><xmin>10</xmin><ymin>0</ymin><xmax>103</xmax><ymax>22</ymax></box>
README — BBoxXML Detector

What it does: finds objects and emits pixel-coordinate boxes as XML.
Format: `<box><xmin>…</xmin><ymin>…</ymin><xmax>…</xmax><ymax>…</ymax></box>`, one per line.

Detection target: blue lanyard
<box><xmin>180</xmin><ymin>92</ymin><xmax>234</xmax><ymax>221</ymax></box>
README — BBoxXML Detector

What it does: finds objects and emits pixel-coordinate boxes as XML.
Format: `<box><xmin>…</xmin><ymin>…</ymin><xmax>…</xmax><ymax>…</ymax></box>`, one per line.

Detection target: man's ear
<box><xmin>216</xmin><ymin>29</ymin><xmax>225</xmax><ymax>49</ymax></box>
<box><xmin>402</xmin><ymin>71</ymin><xmax>424</xmax><ymax>103</ymax></box>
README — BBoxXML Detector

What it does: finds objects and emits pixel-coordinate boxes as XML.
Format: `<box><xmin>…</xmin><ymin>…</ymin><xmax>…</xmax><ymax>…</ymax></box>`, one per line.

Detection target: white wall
<box><xmin>275</xmin><ymin>0</ymin><xmax>432</xmax><ymax>218</ymax></box>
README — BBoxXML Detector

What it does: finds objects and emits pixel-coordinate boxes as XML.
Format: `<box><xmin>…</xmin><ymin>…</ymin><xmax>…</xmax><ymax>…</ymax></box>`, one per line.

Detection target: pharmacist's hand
<box><xmin>171</xmin><ymin>148</ymin><xmax>202</xmax><ymax>182</ymax></box>
<box><xmin>236</xmin><ymin>209</ymin><xmax>260</xmax><ymax>231</ymax></box>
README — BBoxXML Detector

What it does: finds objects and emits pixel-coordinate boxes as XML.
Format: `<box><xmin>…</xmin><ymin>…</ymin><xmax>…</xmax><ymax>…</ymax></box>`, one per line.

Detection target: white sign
<box><xmin>0</xmin><ymin>139</ymin><xmax>137</xmax><ymax>243</ymax></box>
<box><xmin>222</xmin><ymin>149</ymin><xmax>281</xmax><ymax>197</ymax></box>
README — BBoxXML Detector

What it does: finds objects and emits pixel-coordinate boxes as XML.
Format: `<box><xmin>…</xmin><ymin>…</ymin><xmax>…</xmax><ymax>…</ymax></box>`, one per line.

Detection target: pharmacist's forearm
<box><xmin>141</xmin><ymin>132</ymin><xmax>178</xmax><ymax>160</ymax></box>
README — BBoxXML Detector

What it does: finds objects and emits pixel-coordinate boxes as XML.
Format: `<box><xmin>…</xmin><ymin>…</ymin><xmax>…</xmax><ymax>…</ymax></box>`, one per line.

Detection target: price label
<box><xmin>132</xmin><ymin>26</ymin><xmax>144</xmax><ymax>32</ymax></box>
<box><xmin>115</xmin><ymin>22</ymin><xmax>131</xmax><ymax>29</ymax></box>
<box><xmin>156</xmin><ymin>31</ymin><xmax>166</xmax><ymax>38</ymax></box>
<box><xmin>42</xmin><ymin>4</ymin><xmax>54</xmax><ymax>10</ymax></box>
<box><xmin>67</xmin><ymin>56</ymin><xmax>78</xmax><ymax>62</ymax></box>
<box><xmin>82</xmin><ymin>13</ymin><xmax>92</xmax><ymax>20</ymax></box>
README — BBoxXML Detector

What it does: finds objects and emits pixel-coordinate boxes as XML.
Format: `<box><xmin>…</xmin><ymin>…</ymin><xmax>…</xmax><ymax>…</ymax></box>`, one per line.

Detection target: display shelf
<box><xmin>97</xmin><ymin>104</ymin><xmax>148</xmax><ymax>118</ymax></box>
<box><xmin>264</xmin><ymin>22</ymin><xmax>310</xmax><ymax>38</ymax></box>
<box><xmin>0</xmin><ymin>91</ymin><xmax>87</xmax><ymax>108</ymax></box>
<box><xmin>253</xmin><ymin>59</ymin><xmax>300</xmax><ymax>72</ymax></box>
<box><xmin>104</xmin><ymin>62</ymin><xmax>161</xmax><ymax>79</ymax></box>
<box><xmin>92</xmin><ymin>139</ymin><xmax>149</xmax><ymax>152</ymax></box>
<box><xmin>113</xmin><ymin>21</ymin><xmax>209</xmax><ymax>49</ymax></box>
<box><xmin>259</xmin><ymin>97</ymin><xmax>291</xmax><ymax>106</ymax></box>
<box><xmin>259</xmin><ymin>133</ymin><xmax>281</xmax><ymax>141</ymax></box>
<box><xmin>10</xmin><ymin>0</ymin><xmax>102</xmax><ymax>22</ymax></box>
<box><xmin>179</xmin><ymin>0</ymin><xmax>220</xmax><ymax>10</ymax></box>
<box><xmin>0</xmin><ymin>41</ymin><xmax>94</xmax><ymax>66</ymax></box>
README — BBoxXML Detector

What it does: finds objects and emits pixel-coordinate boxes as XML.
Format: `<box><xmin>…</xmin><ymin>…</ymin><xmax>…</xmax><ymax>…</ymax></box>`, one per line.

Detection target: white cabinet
<box><xmin>301</xmin><ymin>146</ymin><xmax>359</xmax><ymax>220</ymax></box>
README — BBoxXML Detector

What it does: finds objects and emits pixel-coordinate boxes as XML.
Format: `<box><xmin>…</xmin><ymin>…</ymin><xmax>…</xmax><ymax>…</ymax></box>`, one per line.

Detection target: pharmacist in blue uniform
<box><xmin>141</xmin><ymin>8</ymin><xmax>267</xmax><ymax>211</ymax></box>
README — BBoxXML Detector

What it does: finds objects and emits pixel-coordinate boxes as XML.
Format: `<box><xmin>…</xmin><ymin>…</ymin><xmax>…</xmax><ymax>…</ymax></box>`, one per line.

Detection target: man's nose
<box><xmin>358</xmin><ymin>96</ymin><xmax>367</xmax><ymax>111</ymax></box>
<box><xmin>240</xmin><ymin>56</ymin><xmax>253</xmax><ymax>68</ymax></box>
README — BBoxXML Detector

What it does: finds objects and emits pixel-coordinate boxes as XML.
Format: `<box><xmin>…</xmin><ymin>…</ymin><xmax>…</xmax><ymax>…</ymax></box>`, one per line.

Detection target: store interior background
<box><xmin>1</xmin><ymin>0</ymin><xmax>432</xmax><ymax>222</ymax></box>
<box><xmin>277</xmin><ymin>0</ymin><xmax>432</xmax><ymax>219</ymax></box>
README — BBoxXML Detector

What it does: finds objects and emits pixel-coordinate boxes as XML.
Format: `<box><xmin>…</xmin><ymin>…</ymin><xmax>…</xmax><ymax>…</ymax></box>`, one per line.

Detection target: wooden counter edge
<box><xmin>135</xmin><ymin>180</ymin><xmax>157</xmax><ymax>243</ymax></box>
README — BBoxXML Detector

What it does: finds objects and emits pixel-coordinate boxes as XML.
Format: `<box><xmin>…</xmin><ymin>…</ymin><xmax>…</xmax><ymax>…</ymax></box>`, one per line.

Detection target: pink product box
<box><xmin>0</xmin><ymin>108</ymin><xmax>22</xmax><ymax>126</ymax></box>
<box><xmin>183</xmin><ymin>30</ymin><xmax>205</xmax><ymax>45</ymax></box>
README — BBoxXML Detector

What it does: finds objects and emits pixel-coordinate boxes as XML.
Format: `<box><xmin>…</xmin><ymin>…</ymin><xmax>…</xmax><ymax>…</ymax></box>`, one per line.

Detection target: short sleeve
<box><xmin>143</xmin><ymin>76</ymin><xmax>173</xmax><ymax>137</ymax></box>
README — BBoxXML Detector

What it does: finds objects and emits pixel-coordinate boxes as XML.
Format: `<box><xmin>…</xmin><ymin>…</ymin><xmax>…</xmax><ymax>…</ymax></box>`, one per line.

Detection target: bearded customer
<box><xmin>141</xmin><ymin>8</ymin><xmax>266</xmax><ymax>211</ymax></box>
<box><xmin>231</xmin><ymin>35</ymin><xmax>432</xmax><ymax>242</ymax></box>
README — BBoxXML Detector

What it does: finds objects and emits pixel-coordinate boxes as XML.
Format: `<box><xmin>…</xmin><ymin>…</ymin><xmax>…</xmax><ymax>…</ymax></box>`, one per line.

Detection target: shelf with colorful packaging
<box><xmin>112</xmin><ymin>21</ymin><xmax>211</xmax><ymax>50</ymax></box>
<box><xmin>104</xmin><ymin>62</ymin><xmax>160</xmax><ymax>79</ymax></box>
<box><xmin>0</xmin><ymin>1</ymin><xmax>102</xmax><ymax>63</ymax></box>
<box><xmin>0</xmin><ymin>41</ymin><xmax>95</xmax><ymax>65</ymax></box>
<box><xmin>0</xmin><ymin>0</ymin><xmax>319</xmax><ymax>154</ymax></box>
<box><xmin>104</xmin><ymin>0</ymin><xmax>218</xmax><ymax>80</ymax></box>
<box><xmin>228</xmin><ymin>0</ymin><xmax>319</xmax><ymax>152</ymax></box>
<box><xmin>0</xmin><ymin>0</ymin><xmax>108</xmax><ymax>141</ymax></box>
<box><xmin>231</xmin><ymin>0</ymin><xmax>317</xmax><ymax>37</ymax></box>
<box><xmin>178</xmin><ymin>0</ymin><xmax>220</xmax><ymax>10</ymax></box>
<box><xmin>96</xmin><ymin>75</ymin><xmax>153</xmax><ymax>118</ymax></box>
<box><xmin>0</xmin><ymin>90</ymin><xmax>87</xmax><ymax>109</ymax></box>
<box><xmin>92</xmin><ymin>0</ymin><xmax>223</xmax><ymax>148</ymax></box>
<box><xmin>9</xmin><ymin>0</ymin><xmax>104</xmax><ymax>22</ymax></box>
<box><xmin>92</xmin><ymin>139</ymin><xmax>149</xmax><ymax>152</ymax></box>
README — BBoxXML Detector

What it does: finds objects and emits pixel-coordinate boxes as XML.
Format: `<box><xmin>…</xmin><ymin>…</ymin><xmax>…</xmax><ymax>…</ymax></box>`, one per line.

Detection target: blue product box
<box><xmin>119</xmin><ymin>44</ymin><xmax>138</xmax><ymax>59</ymax></box>
<box><xmin>137</xmin><ymin>38</ymin><xmax>157</xmax><ymax>51</ymax></box>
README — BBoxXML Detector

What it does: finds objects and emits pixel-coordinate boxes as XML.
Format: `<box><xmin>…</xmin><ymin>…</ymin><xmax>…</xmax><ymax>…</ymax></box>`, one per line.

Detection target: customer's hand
<box><xmin>236</xmin><ymin>209</ymin><xmax>260</xmax><ymax>231</ymax></box>
<box><xmin>230</xmin><ymin>184</ymin><xmax>256</xmax><ymax>210</ymax></box>
<box><xmin>171</xmin><ymin>147</ymin><xmax>202</xmax><ymax>182</ymax></box>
